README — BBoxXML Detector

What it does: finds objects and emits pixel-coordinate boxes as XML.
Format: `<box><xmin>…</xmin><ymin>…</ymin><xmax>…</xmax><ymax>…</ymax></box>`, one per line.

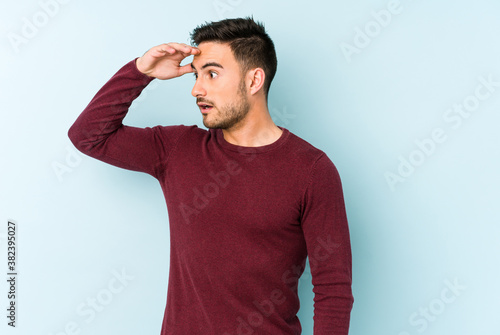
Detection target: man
<box><xmin>69</xmin><ymin>17</ymin><xmax>353</xmax><ymax>335</ymax></box>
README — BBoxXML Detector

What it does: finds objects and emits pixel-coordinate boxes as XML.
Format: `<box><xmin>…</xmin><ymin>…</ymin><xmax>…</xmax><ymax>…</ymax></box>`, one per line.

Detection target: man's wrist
<box><xmin>134</xmin><ymin>57</ymin><xmax>155</xmax><ymax>80</ymax></box>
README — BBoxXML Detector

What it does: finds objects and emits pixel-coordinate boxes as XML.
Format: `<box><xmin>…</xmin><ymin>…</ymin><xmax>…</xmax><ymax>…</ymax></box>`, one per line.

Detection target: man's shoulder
<box><xmin>285</xmin><ymin>129</ymin><xmax>328</xmax><ymax>163</ymax></box>
<box><xmin>285</xmin><ymin>130</ymin><xmax>344</xmax><ymax>189</ymax></box>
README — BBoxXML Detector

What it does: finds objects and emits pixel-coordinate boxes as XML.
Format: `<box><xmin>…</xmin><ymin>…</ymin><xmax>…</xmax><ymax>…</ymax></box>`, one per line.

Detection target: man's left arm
<box><xmin>300</xmin><ymin>153</ymin><xmax>354</xmax><ymax>335</ymax></box>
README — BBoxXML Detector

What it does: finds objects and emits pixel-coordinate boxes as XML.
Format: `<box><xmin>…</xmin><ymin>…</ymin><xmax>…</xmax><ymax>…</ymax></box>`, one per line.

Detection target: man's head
<box><xmin>190</xmin><ymin>41</ymin><xmax>251</xmax><ymax>129</ymax></box>
<box><xmin>190</xmin><ymin>16</ymin><xmax>277</xmax><ymax>100</ymax></box>
<box><xmin>188</xmin><ymin>17</ymin><xmax>277</xmax><ymax>130</ymax></box>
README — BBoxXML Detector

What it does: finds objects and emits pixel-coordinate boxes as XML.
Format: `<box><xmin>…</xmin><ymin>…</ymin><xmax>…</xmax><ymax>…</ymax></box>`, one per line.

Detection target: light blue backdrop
<box><xmin>1</xmin><ymin>0</ymin><xmax>499</xmax><ymax>334</ymax></box>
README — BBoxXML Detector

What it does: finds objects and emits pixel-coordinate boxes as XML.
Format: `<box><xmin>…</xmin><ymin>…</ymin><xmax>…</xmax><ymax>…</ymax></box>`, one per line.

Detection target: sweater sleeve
<box><xmin>68</xmin><ymin>58</ymin><xmax>188</xmax><ymax>178</ymax></box>
<box><xmin>300</xmin><ymin>153</ymin><xmax>354</xmax><ymax>335</ymax></box>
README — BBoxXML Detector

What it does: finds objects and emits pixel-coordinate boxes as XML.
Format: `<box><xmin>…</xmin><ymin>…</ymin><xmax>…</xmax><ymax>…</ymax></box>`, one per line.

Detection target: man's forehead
<box><xmin>191</xmin><ymin>42</ymin><xmax>234</xmax><ymax>69</ymax></box>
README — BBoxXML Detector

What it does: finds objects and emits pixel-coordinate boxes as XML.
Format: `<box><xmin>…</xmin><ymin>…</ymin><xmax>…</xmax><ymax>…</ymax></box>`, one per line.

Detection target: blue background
<box><xmin>1</xmin><ymin>0</ymin><xmax>499</xmax><ymax>334</ymax></box>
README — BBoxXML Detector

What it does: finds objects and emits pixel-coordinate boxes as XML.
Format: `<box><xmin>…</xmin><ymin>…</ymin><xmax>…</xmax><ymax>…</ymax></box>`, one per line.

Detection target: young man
<box><xmin>69</xmin><ymin>17</ymin><xmax>353</xmax><ymax>335</ymax></box>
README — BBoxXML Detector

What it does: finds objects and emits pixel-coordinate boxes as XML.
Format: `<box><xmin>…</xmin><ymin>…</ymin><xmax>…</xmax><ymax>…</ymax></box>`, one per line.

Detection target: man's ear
<box><xmin>246</xmin><ymin>68</ymin><xmax>266</xmax><ymax>96</ymax></box>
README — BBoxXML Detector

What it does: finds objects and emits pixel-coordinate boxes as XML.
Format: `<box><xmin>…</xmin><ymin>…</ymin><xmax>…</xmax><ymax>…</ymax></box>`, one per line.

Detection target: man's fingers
<box><xmin>157</xmin><ymin>44</ymin><xmax>175</xmax><ymax>54</ymax></box>
<box><xmin>178</xmin><ymin>63</ymin><xmax>195</xmax><ymax>76</ymax></box>
<box><xmin>161</xmin><ymin>42</ymin><xmax>200</xmax><ymax>55</ymax></box>
<box><xmin>146</xmin><ymin>43</ymin><xmax>199</xmax><ymax>60</ymax></box>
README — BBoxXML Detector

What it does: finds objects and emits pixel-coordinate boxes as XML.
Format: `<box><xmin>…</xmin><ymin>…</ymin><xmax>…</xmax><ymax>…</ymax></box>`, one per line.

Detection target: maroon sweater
<box><xmin>68</xmin><ymin>59</ymin><xmax>353</xmax><ymax>335</ymax></box>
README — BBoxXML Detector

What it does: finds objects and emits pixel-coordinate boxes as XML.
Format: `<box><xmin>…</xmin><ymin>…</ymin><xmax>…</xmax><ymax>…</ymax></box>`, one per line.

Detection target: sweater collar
<box><xmin>214</xmin><ymin>126</ymin><xmax>289</xmax><ymax>154</ymax></box>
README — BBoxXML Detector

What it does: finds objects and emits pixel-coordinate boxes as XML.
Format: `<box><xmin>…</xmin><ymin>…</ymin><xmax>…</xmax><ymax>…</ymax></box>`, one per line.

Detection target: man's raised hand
<box><xmin>135</xmin><ymin>43</ymin><xmax>200</xmax><ymax>80</ymax></box>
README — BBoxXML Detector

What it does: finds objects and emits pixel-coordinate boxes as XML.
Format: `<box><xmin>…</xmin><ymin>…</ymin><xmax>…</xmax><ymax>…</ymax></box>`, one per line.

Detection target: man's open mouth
<box><xmin>197</xmin><ymin>103</ymin><xmax>213</xmax><ymax>112</ymax></box>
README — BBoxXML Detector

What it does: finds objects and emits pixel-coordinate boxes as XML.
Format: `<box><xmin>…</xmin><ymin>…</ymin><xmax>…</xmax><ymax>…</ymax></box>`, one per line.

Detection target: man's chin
<box><xmin>202</xmin><ymin>110</ymin><xmax>247</xmax><ymax>130</ymax></box>
<box><xmin>204</xmin><ymin>124</ymin><xmax>220</xmax><ymax>129</ymax></box>
<box><xmin>202</xmin><ymin>118</ymin><xmax>221</xmax><ymax>129</ymax></box>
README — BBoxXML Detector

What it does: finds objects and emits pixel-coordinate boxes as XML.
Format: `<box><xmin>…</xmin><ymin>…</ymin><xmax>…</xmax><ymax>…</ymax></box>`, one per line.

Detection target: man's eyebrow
<box><xmin>191</xmin><ymin>62</ymin><xmax>224</xmax><ymax>71</ymax></box>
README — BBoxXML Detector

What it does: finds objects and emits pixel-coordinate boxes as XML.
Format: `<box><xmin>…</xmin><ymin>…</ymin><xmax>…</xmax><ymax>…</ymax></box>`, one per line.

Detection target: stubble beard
<box><xmin>203</xmin><ymin>79</ymin><xmax>250</xmax><ymax>130</ymax></box>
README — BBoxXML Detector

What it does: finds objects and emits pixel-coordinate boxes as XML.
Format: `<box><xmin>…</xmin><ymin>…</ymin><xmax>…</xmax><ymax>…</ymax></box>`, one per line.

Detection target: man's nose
<box><xmin>191</xmin><ymin>79</ymin><xmax>206</xmax><ymax>97</ymax></box>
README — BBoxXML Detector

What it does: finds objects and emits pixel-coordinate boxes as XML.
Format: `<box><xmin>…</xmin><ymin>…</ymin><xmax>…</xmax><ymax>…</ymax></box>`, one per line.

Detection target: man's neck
<box><xmin>221</xmin><ymin>106</ymin><xmax>283</xmax><ymax>147</ymax></box>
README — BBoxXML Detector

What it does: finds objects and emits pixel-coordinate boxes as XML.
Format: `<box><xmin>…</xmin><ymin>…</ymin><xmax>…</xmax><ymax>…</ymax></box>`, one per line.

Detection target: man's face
<box><xmin>191</xmin><ymin>42</ymin><xmax>250</xmax><ymax>129</ymax></box>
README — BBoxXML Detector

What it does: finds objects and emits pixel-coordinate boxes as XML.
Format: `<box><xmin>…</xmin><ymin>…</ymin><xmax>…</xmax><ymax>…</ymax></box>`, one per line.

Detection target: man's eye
<box><xmin>210</xmin><ymin>71</ymin><xmax>218</xmax><ymax>78</ymax></box>
<box><xmin>193</xmin><ymin>73</ymin><xmax>198</xmax><ymax>79</ymax></box>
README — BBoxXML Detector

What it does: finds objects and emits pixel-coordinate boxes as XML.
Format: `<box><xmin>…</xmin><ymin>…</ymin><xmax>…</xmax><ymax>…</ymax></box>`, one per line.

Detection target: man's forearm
<box><xmin>68</xmin><ymin>58</ymin><xmax>155</xmax><ymax>159</ymax></box>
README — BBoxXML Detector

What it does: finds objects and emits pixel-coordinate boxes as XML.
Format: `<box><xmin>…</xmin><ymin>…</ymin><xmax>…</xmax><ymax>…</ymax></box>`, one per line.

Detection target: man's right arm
<box><xmin>68</xmin><ymin>43</ymin><xmax>200</xmax><ymax>177</ymax></box>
